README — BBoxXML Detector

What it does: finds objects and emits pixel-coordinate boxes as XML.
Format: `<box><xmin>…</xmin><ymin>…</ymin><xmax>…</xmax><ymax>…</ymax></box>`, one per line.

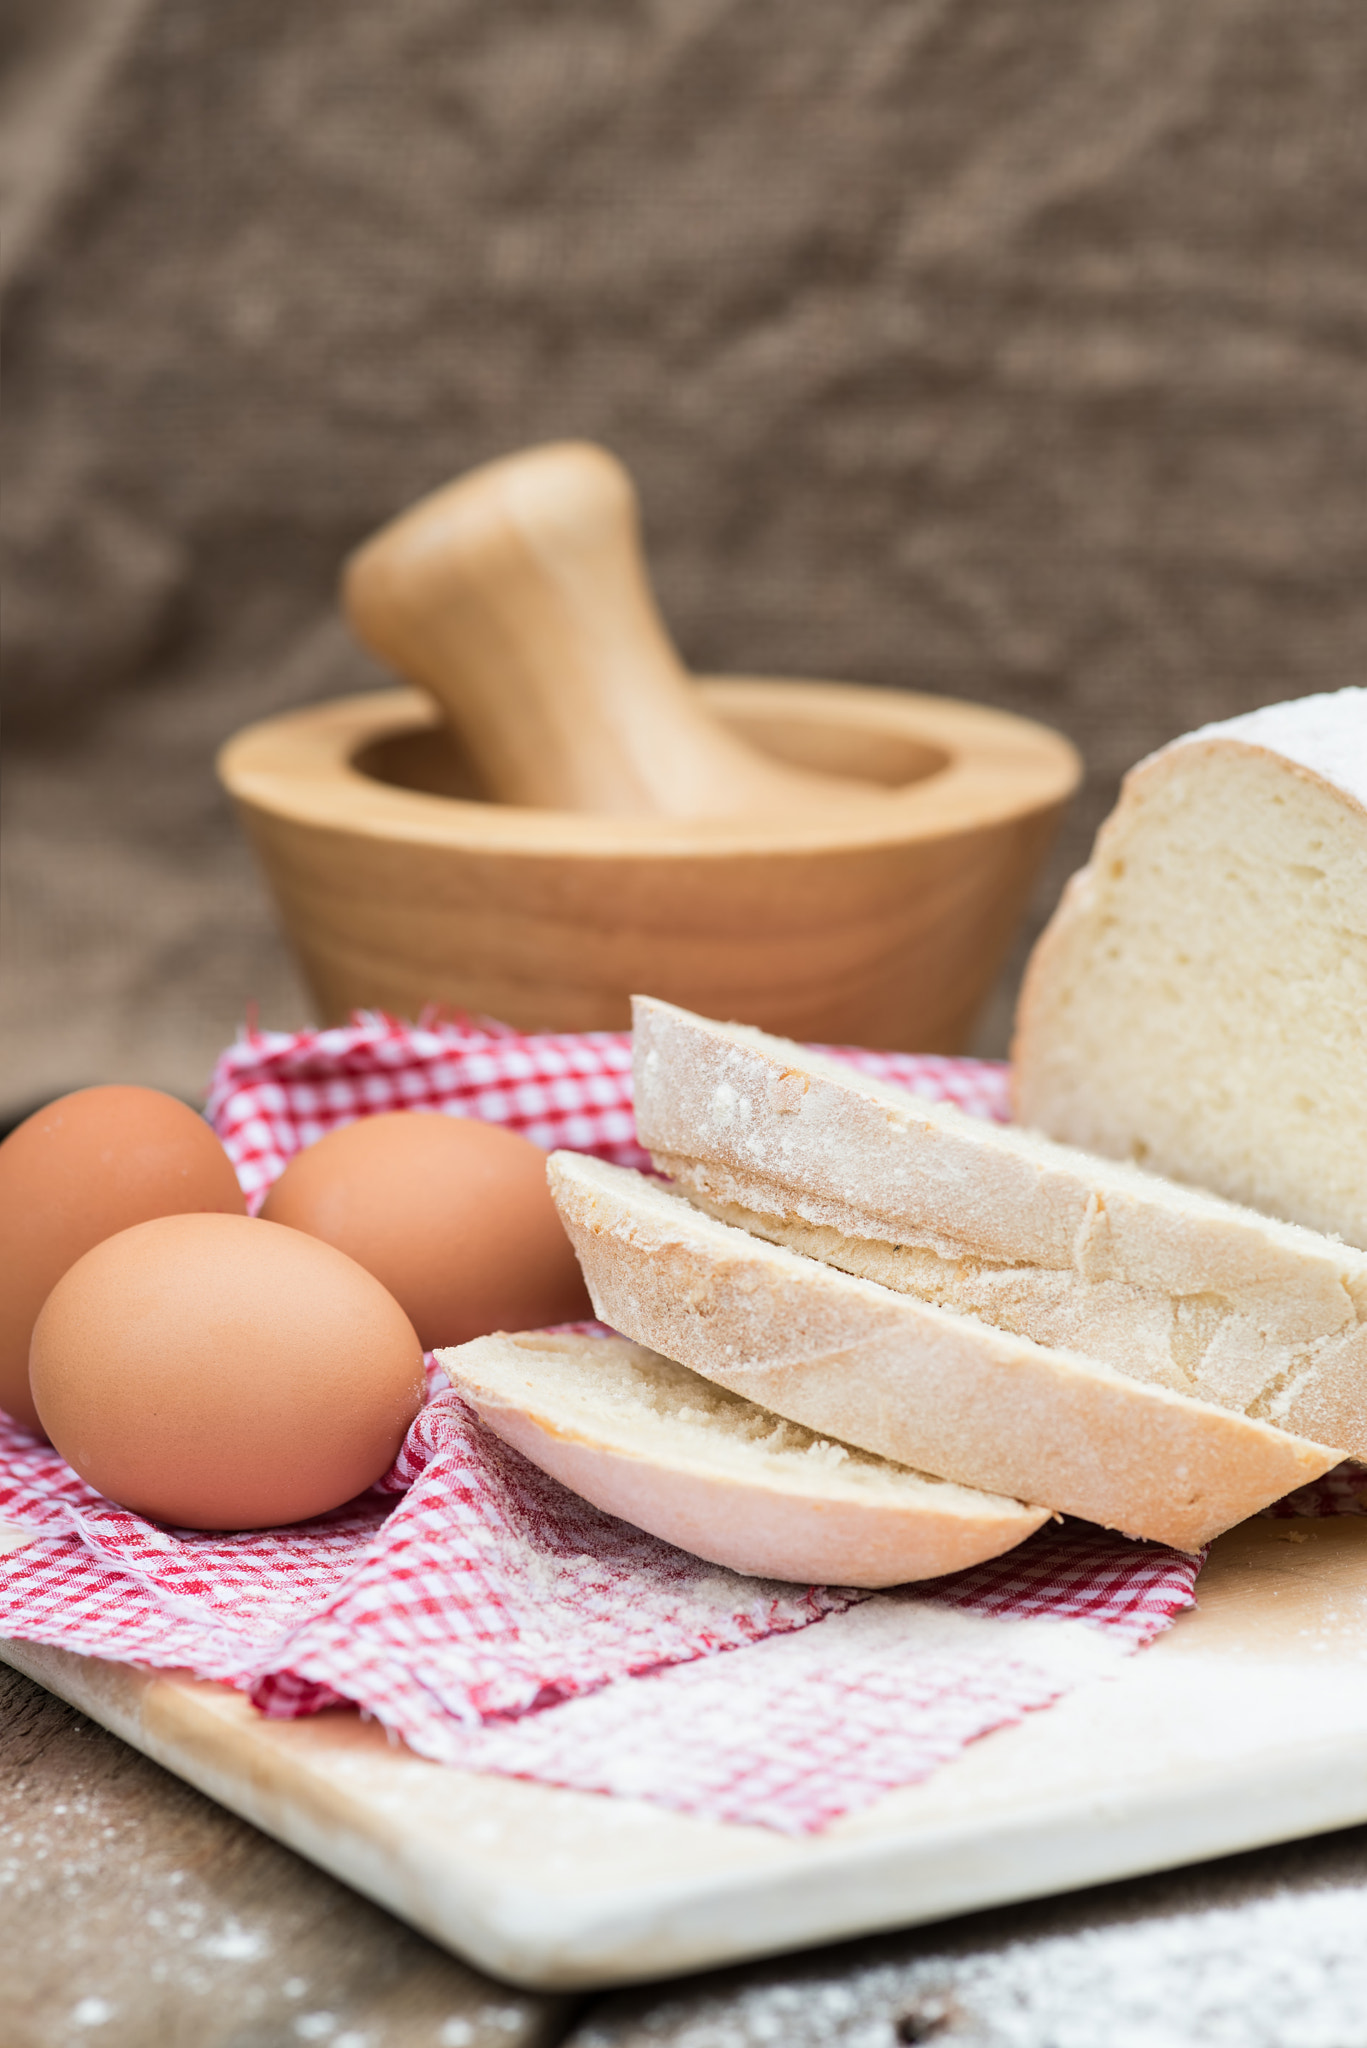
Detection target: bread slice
<box><xmin>631</xmin><ymin>994</ymin><xmax>1367</xmax><ymax>1456</ymax></box>
<box><xmin>548</xmin><ymin>1151</ymin><xmax>1337</xmax><ymax>1551</ymax></box>
<box><xmin>1014</xmin><ymin>688</ymin><xmax>1367</xmax><ymax>1249</ymax></box>
<box><xmin>439</xmin><ymin>1329</ymin><xmax>1047</xmax><ymax>1585</ymax></box>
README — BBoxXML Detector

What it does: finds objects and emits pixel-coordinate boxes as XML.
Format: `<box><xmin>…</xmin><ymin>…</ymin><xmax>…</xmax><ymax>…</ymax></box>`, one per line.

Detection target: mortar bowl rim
<box><xmin>217</xmin><ymin>677</ymin><xmax>1080</xmax><ymax>860</ymax></box>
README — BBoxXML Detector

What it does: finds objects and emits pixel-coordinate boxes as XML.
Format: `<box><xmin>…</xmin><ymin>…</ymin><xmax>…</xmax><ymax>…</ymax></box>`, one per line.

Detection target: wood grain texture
<box><xmin>219</xmin><ymin>681</ymin><xmax>1078</xmax><ymax>1050</ymax></box>
<box><xmin>0</xmin><ymin>1663</ymin><xmax>572</xmax><ymax>2048</ymax></box>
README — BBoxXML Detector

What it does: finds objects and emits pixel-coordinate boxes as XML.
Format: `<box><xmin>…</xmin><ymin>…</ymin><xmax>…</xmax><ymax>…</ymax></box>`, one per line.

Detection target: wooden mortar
<box><xmin>218</xmin><ymin>676</ymin><xmax>1079</xmax><ymax>1050</ymax></box>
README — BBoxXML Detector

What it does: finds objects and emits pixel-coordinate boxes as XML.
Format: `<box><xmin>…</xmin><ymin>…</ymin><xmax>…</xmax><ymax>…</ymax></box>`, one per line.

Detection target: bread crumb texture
<box><xmin>449</xmin><ymin>1330</ymin><xmax>1007</xmax><ymax>1512</ymax></box>
<box><xmin>1015</xmin><ymin>688</ymin><xmax>1367</xmax><ymax>1249</ymax></box>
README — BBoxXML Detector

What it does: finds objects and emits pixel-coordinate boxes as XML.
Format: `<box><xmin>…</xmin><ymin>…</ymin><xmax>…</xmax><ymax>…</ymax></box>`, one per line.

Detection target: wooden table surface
<box><xmin>7</xmin><ymin>1660</ymin><xmax>1367</xmax><ymax>2048</ymax></box>
<box><xmin>0</xmin><ymin>1663</ymin><xmax>573</xmax><ymax>2048</ymax></box>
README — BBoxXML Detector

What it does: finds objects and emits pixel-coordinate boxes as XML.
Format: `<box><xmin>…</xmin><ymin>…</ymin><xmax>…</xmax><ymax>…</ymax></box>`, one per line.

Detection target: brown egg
<box><xmin>0</xmin><ymin>1085</ymin><xmax>248</xmax><ymax>1433</ymax></box>
<box><xmin>260</xmin><ymin>1113</ymin><xmax>592</xmax><ymax>1348</ymax></box>
<box><xmin>30</xmin><ymin>1213</ymin><xmax>425</xmax><ymax>1530</ymax></box>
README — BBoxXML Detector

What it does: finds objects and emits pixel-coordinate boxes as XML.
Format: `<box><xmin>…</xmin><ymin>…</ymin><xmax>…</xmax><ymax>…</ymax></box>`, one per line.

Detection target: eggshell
<box><xmin>259</xmin><ymin>1113</ymin><xmax>591</xmax><ymax>1348</ymax></box>
<box><xmin>30</xmin><ymin>1212</ymin><xmax>425</xmax><ymax>1530</ymax></box>
<box><xmin>0</xmin><ymin>1085</ymin><xmax>247</xmax><ymax>1433</ymax></box>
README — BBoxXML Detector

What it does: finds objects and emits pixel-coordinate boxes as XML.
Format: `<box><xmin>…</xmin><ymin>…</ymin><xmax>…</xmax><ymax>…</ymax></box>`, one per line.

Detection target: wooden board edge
<box><xmin>7</xmin><ymin>1632</ymin><xmax>1367</xmax><ymax>1989</ymax></box>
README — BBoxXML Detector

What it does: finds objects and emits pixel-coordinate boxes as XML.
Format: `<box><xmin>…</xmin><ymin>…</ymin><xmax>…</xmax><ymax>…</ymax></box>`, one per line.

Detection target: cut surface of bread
<box><xmin>548</xmin><ymin>1151</ymin><xmax>1337</xmax><ymax>1552</ymax></box>
<box><xmin>439</xmin><ymin>1329</ymin><xmax>1046</xmax><ymax>1586</ymax></box>
<box><xmin>631</xmin><ymin>993</ymin><xmax>1367</xmax><ymax>1457</ymax></box>
<box><xmin>1014</xmin><ymin>688</ymin><xmax>1367</xmax><ymax>1249</ymax></box>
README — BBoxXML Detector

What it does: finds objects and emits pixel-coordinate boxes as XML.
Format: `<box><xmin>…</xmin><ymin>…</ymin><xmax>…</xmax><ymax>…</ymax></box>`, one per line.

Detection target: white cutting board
<box><xmin>4</xmin><ymin>1515</ymin><xmax>1367</xmax><ymax>1991</ymax></box>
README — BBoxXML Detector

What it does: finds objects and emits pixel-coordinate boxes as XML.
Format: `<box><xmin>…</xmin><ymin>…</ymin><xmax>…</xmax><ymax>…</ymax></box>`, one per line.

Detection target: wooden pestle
<box><xmin>342</xmin><ymin>442</ymin><xmax>879</xmax><ymax>818</ymax></box>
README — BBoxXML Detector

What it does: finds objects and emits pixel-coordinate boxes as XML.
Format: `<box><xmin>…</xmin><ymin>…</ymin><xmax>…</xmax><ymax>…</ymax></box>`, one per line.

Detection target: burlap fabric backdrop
<box><xmin>3</xmin><ymin>0</ymin><xmax>1364</xmax><ymax>1121</ymax></box>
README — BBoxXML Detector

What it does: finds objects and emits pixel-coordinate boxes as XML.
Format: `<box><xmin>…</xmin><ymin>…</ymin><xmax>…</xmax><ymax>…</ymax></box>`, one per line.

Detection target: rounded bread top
<box><xmin>1142</xmin><ymin>686</ymin><xmax>1367</xmax><ymax>813</ymax></box>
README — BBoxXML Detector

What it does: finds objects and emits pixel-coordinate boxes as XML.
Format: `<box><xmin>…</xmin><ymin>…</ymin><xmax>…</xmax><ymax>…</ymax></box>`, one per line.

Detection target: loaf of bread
<box><xmin>439</xmin><ymin>1328</ymin><xmax>1047</xmax><ymax>1585</ymax></box>
<box><xmin>1013</xmin><ymin>687</ymin><xmax>1367</xmax><ymax>1248</ymax></box>
<box><xmin>548</xmin><ymin>1151</ymin><xmax>1336</xmax><ymax>1551</ymax></box>
<box><xmin>631</xmin><ymin>995</ymin><xmax>1367</xmax><ymax>1456</ymax></box>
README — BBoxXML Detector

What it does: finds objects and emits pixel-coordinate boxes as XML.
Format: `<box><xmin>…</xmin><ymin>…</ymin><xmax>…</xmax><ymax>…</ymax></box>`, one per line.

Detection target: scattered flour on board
<box><xmin>69</xmin><ymin>1998</ymin><xmax>115</xmax><ymax>2029</ymax></box>
<box><xmin>580</xmin><ymin>1884</ymin><xmax>1367</xmax><ymax>2048</ymax></box>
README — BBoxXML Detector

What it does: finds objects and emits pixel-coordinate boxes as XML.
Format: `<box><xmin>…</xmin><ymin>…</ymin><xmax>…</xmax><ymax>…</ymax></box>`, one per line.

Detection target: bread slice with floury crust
<box><xmin>631</xmin><ymin>994</ymin><xmax>1367</xmax><ymax>1458</ymax></box>
<box><xmin>548</xmin><ymin>1151</ymin><xmax>1337</xmax><ymax>1553</ymax></box>
<box><xmin>439</xmin><ymin>1329</ymin><xmax>1048</xmax><ymax>1586</ymax></box>
<box><xmin>1014</xmin><ymin>687</ymin><xmax>1367</xmax><ymax>1250</ymax></box>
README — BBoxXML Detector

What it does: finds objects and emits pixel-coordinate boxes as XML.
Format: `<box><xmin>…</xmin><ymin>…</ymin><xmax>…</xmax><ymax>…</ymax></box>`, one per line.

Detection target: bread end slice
<box><xmin>440</xmin><ymin>1329</ymin><xmax>1047</xmax><ymax>1587</ymax></box>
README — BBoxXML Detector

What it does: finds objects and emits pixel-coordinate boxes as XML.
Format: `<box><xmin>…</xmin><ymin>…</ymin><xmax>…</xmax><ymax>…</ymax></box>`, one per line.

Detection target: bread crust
<box><xmin>549</xmin><ymin>1152</ymin><xmax>1337</xmax><ymax>1552</ymax></box>
<box><xmin>443</xmin><ymin>1330</ymin><xmax>1046</xmax><ymax>1586</ymax></box>
<box><xmin>632</xmin><ymin>994</ymin><xmax>1367</xmax><ymax>1455</ymax></box>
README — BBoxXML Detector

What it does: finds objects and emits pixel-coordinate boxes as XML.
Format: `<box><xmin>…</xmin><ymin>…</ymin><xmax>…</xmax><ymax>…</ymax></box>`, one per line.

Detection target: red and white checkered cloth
<box><xmin>203</xmin><ymin>1009</ymin><xmax>1012</xmax><ymax>1210</ymax></box>
<box><xmin>4</xmin><ymin>1013</ymin><xmax>1349</xmax><ymax>1833</ymax></box>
